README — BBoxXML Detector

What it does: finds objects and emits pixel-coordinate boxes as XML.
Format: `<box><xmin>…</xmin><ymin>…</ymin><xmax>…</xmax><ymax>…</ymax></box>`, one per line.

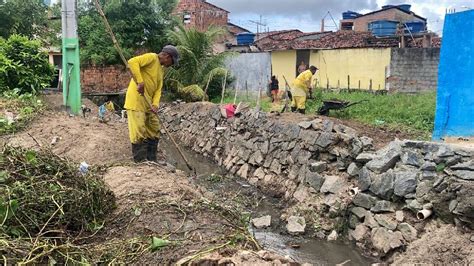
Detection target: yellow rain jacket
<box><xmin>124</xmin><ymin>53</ymin><xmax>164</xmax><ymax>144</ymax></box>
<box><xmin>292</xmin><ymin>70</ymin><xmax>313</xmax><ymax>97</ymax></box>
<box><xmin>124</xmin><ymin>53</ymin><xmax>163</xmax><ymax>111</ymax></box>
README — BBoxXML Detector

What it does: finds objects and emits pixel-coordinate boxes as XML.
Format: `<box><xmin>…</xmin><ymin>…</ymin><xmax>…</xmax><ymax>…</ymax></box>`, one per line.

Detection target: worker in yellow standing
<box><xmin>291</xmin><ymin>65</ymin><xmax>318</xmax><ymax>114</ymax></box>
<box><xmin>124</xmin><ymin>45</ymin><xmax>180</xmax><ymax>162</ymax></box>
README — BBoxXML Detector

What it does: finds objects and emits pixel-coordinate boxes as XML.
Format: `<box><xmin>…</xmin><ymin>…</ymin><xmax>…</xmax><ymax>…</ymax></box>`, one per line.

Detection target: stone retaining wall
<box><xmin>162</xmin><ymin>102</ymin><xmax>374</xmax><ymax>199</ymax></box>
<box><xmin>349</xmin><ymin>139</ymin><xmax>473</xmax><ymax>255</ymax></box>
<box><xmin>162</xmin><ymin>102</ymin><xmax>473</xmax><ymax>258</ymax></box>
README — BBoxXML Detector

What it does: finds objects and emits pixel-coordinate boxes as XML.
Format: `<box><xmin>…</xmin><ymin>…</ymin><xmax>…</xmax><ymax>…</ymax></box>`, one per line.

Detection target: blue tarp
<box><xmin>433</xmin><ymin>10</ymin><xmax>474</xmax><ymax>140</ymax></box>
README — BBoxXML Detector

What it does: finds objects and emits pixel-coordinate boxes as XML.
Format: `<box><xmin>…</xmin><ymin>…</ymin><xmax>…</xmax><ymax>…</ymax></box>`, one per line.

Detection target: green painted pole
<box><xmin>61</xmin><ymin>0</ymin><xmax>81</xmax><ymax>114</ymax></box>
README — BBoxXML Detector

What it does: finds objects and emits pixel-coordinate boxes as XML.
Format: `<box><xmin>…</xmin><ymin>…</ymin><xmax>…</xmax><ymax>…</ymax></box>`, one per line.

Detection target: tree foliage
<box><xmin>0</xmin><ymin>0</ymin><xmax>47</xmax><ymax>39</ymax></box>
<box><xmin>0</xmin><ymin>35</ymin><xmax>54</xmax><ymax>94</ymax></box>
<box><xmin>166</xmin><ymin>25</ymin><xmax>234</xmax><ymax>99</ymax></box>
<box><xmin>77</xmin><ymin>0</ymin><xmax>178</xmax><ymax>65</ymax></box>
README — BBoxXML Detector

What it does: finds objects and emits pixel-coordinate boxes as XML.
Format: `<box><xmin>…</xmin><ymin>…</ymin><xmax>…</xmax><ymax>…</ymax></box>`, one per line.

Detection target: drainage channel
<box><xmin>161</xmin><ymin>139</ymin><xmax>375</xmax><ymax>265</ymax></box>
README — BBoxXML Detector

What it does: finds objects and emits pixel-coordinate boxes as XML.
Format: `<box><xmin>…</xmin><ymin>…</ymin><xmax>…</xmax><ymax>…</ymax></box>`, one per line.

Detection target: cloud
<box><xmin>208</xmin><ymin>0</ymin><xmax>378</xmax><ymax>18</ymax></box>
<box><xmin>209</xmin><ymin>0</ymin><xmax>473</xmax><ymax>33</ymax></box>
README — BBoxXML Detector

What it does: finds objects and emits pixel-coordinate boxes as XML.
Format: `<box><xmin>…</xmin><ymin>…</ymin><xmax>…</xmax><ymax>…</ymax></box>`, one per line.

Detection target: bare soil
<box><xmin>2</xmin><ymin>94</ymin><xmax>470</xmax><ymax>265</ymax></box>
<box><xmin>0</xmin><ymin>94</ymin><xmax>275</xmax><ymax>264</ymax></box>
<box><xmin>392</xmin><ymin>221</ymin><xmax>474</xmax><ymax>265</ymax></box>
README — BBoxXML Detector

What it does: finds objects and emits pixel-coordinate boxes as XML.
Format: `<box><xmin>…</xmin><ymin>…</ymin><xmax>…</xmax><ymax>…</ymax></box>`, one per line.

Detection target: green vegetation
<box><xmin>308</xmin><ymin>90</ymin><xmax>436</xmax><ymax>135</ymax></box>
<box><xmin>0</xmin><ymin>89</ymin><xmax>45</xmax><ymax>135</ymax></box>
<box><xmin>0</xmin><ymin>146</ymin><xmax>121</xmax><ymax>264</ymax></box>
<box><xmin>78</xmin><ymin>0</ymin><xmax>178</xmax><ymax>65</ymax></box>
<box><xmin>217</xmin><ymin>90</ymin><xmax>436</xmax><ymax>138</ymax></box>
<box><xmin>0</xmin><ymin>0</ymin><xmax>60</xmax><ymax>46</ymax></box>
<box><xmin>167</xmin><ymin>25</ymin><xmax>234</xmax><ymax>100</ymax></box>
<box><xmin>0</xmin><ymin>35</ymin><xmax>54</xmax><ymax>94</ymax></box>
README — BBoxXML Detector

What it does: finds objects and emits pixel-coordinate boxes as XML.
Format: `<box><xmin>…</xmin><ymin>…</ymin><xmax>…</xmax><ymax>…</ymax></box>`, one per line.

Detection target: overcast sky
<box><xmin>208</xmin><ymin>0</ymin><xmax>474</xmax><ymax>35</ymax></box>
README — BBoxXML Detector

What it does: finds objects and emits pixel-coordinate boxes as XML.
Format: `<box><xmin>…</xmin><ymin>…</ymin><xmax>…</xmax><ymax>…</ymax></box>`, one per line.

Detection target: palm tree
<box><xmin>167</xmin><ymin>25</ymin><xmax>233</xmax><ymax>100</ymax></box>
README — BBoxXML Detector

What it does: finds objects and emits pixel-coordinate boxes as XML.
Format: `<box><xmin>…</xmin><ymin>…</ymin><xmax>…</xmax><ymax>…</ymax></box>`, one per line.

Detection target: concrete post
<box><xmin>61</xmin><ymin>0</ymin><xmax>81</xmax><ymax>114</ymax></box>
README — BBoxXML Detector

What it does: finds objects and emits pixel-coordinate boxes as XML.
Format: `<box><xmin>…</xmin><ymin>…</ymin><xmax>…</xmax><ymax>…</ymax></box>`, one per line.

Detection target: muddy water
<box><xmin>161</xmin><ymin>139</ymin><xmax>375</xmax><ymax>265</ymax></box>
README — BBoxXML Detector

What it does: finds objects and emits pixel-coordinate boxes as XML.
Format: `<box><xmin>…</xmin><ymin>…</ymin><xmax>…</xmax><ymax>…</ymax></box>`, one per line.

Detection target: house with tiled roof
<box><xmin>264</xmin><ymin>30</ymin><xmax>441</xmax><ymax>93</ymax></box>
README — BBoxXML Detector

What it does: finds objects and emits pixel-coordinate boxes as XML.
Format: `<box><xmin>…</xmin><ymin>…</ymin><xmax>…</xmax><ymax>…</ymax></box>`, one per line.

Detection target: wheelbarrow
<box><xmin>318</xmin><ymin>99</ymin><xmax>367</xmax><ymax>116</ymax></box>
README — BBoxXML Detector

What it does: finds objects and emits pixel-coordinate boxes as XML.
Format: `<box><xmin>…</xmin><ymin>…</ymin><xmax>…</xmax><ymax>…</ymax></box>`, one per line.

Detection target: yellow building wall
<box><xmin>271</xmin><ymin>50</ymin><xmax>297</xmax><ymax>89</ymax></box>
<box><xmin>310</xmin><ymin>48</ymin><xmax>391</xmax><ymax>90</ymax></box>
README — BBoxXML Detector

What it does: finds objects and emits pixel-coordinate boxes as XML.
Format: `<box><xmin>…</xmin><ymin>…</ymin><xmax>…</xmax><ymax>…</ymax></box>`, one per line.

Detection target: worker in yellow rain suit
<box><xmin>124</xmin><ymin>45</ymin><xmax>179</xmax><ymax>162</ymax></box>
<box><xmin>291</xmin><ymin>65</ymin><xmax>318</xmax><ymax>114</ymax></box>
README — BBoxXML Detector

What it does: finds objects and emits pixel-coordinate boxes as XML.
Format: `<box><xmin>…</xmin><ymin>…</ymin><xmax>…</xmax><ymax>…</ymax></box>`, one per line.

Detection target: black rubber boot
<box><xmin>132</xmin><ymin>143</ymin><xmax>147</xmax><ymax>163</ymax></box>
<box><xmin>146</xmin><ymin>139</ymin><xmax>159</xmax><ymax>162</ymax></box>
<box><xmin>298</xmin><ymin>108</ymin><xmax>306</xmax><ymax>114</ymax></box>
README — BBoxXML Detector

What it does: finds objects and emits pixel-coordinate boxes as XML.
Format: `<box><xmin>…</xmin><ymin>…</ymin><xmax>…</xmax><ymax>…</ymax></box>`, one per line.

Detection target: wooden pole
<box><xmin>369</xmin><ymin>79</ymin><xmax>373</xmax><ymax>90</ymax></box>
<box><xmin>93</xmin><ymin>0</ymin><xmax>128</xmax><ymax>68</ymax></box>
<box><xmin>255</xmin><ymin>82</ymin><xmax>262</xmax><ymax>118</ymax></box>
<box><xmin>233</xmin><ymin>79</ymin><xmax>239</xmax><ymax>104</ymax></box>
<box><xmin>220</xmin><ymin>70</ymin><xmax>228</xmax><ymax>104</ymax></box>
<box><xmin>337</xmin><ymin>80</ymin><xmax>340</xmax><ymax>89</ymax></box>
<box><xmin>347</xmin><ymin>75</ymin><xmax>350</xmax><ymax>91</ymax></box>
<box><xmin>202</xmin><ymin>72</ymin><xmax>213</xmax><ymax>101</ymax></box>
<box><xmin>358</xmin><ymin>80</ymin><xmax>361</xmax><ymax>90</ymax></box>
<box><xmin>246</xmin><ymin>80</ymin><xmax>249</xmax><ymax>100</ymax></box>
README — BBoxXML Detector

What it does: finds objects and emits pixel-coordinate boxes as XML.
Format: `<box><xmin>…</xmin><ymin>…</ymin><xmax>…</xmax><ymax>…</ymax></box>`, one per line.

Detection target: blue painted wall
<box><xmin>433</xmin><ymin>10</ymin><xmax>474</xmax><ymax>140</ymax></box>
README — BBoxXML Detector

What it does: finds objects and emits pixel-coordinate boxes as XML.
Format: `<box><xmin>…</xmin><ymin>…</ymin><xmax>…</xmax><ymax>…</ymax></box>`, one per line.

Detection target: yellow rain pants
<box><xmin>127</xmin><ymin>110</ymin><xmax>160</xmax><ymax>144</ymax></box>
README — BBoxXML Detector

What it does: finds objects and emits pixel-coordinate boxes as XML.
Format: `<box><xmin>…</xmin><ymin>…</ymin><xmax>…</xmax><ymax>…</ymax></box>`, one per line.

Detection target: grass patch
<box><xmin>215</xmin><ymin>89</ymin><xmax>436</xmax><ymax>139</ymax></box>
<box><xmin>0</xmin><ymin>89</ymin><xmax>45</xmax><ymax>135</ymax></box>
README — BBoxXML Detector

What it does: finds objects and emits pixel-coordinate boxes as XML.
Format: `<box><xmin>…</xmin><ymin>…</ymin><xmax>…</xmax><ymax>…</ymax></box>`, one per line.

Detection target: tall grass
<box><xmin>216</xmin><ymin>89</ymin><xmax>436</xmax><ymax>139</ymax></box>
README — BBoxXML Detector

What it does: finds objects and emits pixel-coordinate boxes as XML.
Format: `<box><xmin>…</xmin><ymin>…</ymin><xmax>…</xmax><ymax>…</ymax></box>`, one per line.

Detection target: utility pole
<box><xmin>249</xmin><ymin>15</ymin><xmax>267</xmax><ymax>40</ymax></box>
<box><xmin>61</xmin><ymin>0</ymin><xmax>81</xmax><ymax>114</ymax></box>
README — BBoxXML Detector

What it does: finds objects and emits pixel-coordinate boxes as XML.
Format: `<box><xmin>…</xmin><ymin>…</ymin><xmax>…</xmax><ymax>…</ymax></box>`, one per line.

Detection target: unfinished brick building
<box><xmin>173</xmin><ymin>0</ymin><xmax>229</xmax><ymax>32</ymax></box>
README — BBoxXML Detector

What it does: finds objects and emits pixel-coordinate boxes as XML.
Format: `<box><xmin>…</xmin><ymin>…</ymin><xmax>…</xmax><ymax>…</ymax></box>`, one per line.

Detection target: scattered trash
<box><xmin>51</xmin><ymin>136</ymin><xmax>60</xmax><ymax>146</ymax></box>
<box><xmin>216</xmin><ymin>127</ymin><xmax>228</xmax><ymax>131</ymax></box>
<box><xmin>98</xmin><ymin>104</ymin><xmax>107</xmax><ymax>122</ymax></box>
<box><xmin>134</xmin><ymin>172</ymin><xmax>142</xmax><ymax>177</ymax></box>
<box><xmin>81</xmin><ymin>105</ymin><xmax>91</xmax><ymax>118</ymax></box>
<box><xmin>220</xmin><ymin>103</ymin><xmax>237</xmax><ymax>118</ymax></box>
<box><xmin>4</xmin><ymin>111</ymin><xmax>15</xmax><ymax>125</ymax></box>
<box><xmin>121</xmin><ymin>110</ymin><xmax>126</xmax><ymax>122</ymax></box>
<box><xmin>150</xmin><ymin>237</ymin><xmax>169</xmax><ymax>252</ymax></box>
<box><xmin>133</xmin><ymin>206</ymin><xmax>142</xmax><ymax>216</ymax></box>
<box><xmin>236</xmin><ymin>180</ymin><xmax>251</xmax><ymax>188</ymax></box>
<box><xmin>374</xmin><ymin>119</ymin><xmax>385</xmax><ymax>126</ymax></box>
<box><xmin>79</xmin><ymin>162</ymin><xmax>89</xmax><ymax>175</ymax></box>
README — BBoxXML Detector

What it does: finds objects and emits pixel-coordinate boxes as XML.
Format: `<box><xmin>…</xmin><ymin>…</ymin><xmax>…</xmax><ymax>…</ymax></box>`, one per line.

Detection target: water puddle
<box><xmin>161</xmin><ymin>139</ymin><xmax>375</xmax><ymax>265</ymax></box>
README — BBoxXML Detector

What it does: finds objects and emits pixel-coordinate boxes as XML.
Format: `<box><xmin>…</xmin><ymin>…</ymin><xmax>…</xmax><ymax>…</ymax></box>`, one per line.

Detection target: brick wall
<box><xmin>81</xmin><ymin>65</ymin><xmax>131</xmax><ymax>94</ymax></box>
<box><xmin>354</xmin><ymin>9</ymin><xmax>424</xmax><ymax>32</ymax></box>
<box><xmin>174</xmin><ymin>0</ymin><xmax>228</xmax><ymax>32</ymax></box>
<box><xmin>387</xmin><ymin>48</ymin><xmax>440</xmax><ymax>93</ymax></box>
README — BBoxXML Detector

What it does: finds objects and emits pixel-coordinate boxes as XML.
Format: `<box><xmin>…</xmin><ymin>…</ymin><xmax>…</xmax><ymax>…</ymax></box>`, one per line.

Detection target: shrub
<box><xmin>0</xmin><ymin>35</ymin><xmax>54</xmax><ymax>94</ymax></box>
<box><xmin>166</xmin><ymin>26</ymin><xmax>234</xmax><ymax>100</ymax></box>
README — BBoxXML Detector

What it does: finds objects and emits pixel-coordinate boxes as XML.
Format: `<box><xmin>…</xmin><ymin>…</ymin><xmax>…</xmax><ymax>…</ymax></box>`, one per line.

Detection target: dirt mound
<box><xmin>4</xmin><ymin>94</ymin><xmax>131</xmax><ymax>165</ymax></box>
<box><xmin>392</xmin><ymin>221</ymin><xmax>474</xmax><ymax>264</ymax></box>
<box><xmin>104</xmin><ymin>164</ymin><xmax>198</xmax><ymax>200</ymax></box>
